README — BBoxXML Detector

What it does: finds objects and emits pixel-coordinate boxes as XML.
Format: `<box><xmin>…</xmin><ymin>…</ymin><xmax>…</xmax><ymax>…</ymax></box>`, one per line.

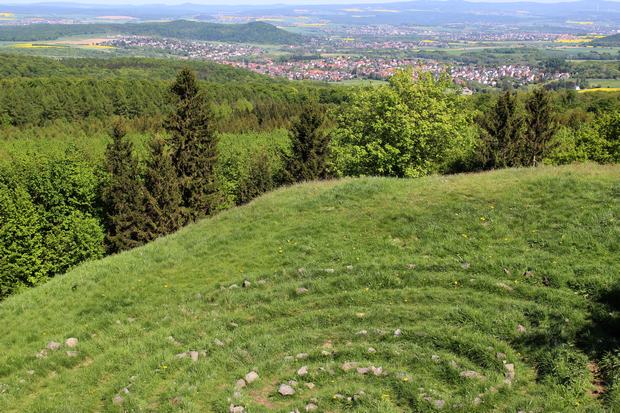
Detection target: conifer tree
<box><xmin>165</xmin><ymin>69</ymin><xmax>218</xmax><ymax>221</ymax></box>
<box><xmin>478</xmin><ymin>91</ymin><xmax>525</xmax><ymax>169</ymax></box>
<box><xmin>144</xmin><ymin>137</ymin><xmax>184</xmax><ymax>237</ymax></box>
<box><xmin>524</xmin><ymin>88</ymin><xmax>558</xmax><ymax>166</ymax></box>
<box><xmin>103</xmin><ymin>120</ymin><xmax>154</xmax><ymax>253</ymax></box>
<box><xmin>282</xmin><ymin>103</ymin><xmax>331</xmax><ymax>183</ymax></box>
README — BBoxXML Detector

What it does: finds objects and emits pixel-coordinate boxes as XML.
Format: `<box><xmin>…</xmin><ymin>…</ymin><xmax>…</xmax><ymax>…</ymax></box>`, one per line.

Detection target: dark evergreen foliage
<box><xmin>103</xmin><ymin>120</ymin><xmax>154</xmax><ymax>252</ymax></box>
<box><xmin>237</xmin><ymin>150</ymin><xmax>275</xmax><ymax>205</ymax></box>
<box><xmin>524</xmin><ymin>88</ymin><xmax>559</xmax><ymax>166</ymax></box>
<box><xmin>282</xmin><ymin>104</ymin><xmax>331</xmax><ymax>183</ymax></box>
<box><xmin>166</xmin><ymin>69</ymin><xmax>219</xmax><ymax>221</ymax></box>
<box><xmin>144</xmin><ymin>137</ymin><xmax>184</xmax><ymax>237</ymax></box>
<box><xmin>477</xmin><ymin>91</ymin><xmax>525</xmax><ymax>169</ymax></box>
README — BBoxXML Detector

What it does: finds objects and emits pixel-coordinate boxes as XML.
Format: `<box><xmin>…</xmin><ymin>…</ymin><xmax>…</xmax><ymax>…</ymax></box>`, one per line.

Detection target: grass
<box><xmin>0</xmin><ymin>164</ymin><xmax>619</xmax><ymax>412</ymax></box>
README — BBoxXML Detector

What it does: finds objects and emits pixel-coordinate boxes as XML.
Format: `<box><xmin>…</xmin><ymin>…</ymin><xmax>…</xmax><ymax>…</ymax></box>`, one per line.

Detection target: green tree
<box><xmin>102</xmin><ymin>120</ymin><xmax>154</xmax><ymax>253</ymax></box>
<box><xmin>334</xmin><ymin>69</ymin><xmax>473</xmax><ymax>177</ymax></box>
<box><xmin>282</xmin><ymin>103</ymin><xmax>331</xmax><ymax>183</ymax></box>
<box><xmin>596</xmin><ymin>112</ymin><xmax>620</xmax><ymax>163</ymax></box>
<box><xmin>144</xmin><ymin>137</ymin><xmax>184</xmax><ymax>237</ymax></box>
<box><xmin>166</xmin><ymin>69</ymin><xmax>219</xmax><ymax>220</ymax></box>
<box><xmin>524</xmin><ymin>88</ymin><xmax>558</xmax><ymax>166</ymax></box>
<box><xmin>477</xmin><ymin>91</ymin><xmax>525</xmax><ymax>169</ymax></box>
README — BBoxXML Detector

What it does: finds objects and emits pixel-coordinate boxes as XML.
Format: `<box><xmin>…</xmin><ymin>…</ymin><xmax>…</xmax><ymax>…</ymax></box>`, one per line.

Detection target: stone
<box><xmin>324</xmin><ymin>268</ymin><xmax>335</xmax><ymax>273</ymax></box>
<box><xmin>245</xmin><ymin>371</ymin><xmax>259</xmax><ymax>384</ymax></box>
<box><xmin>235</xmin><ymin>379</ymin><xmax>246</xmax><ymax>389</ymax></box>
<box><xmin>496</xmin><ymin>352</ymin><xmax>507</xmax><ymax>360</ymax></box>
<box><xmin>504</xmin><ymin>363</ymin><xmax>515</xmax><ymax>383</ymax></box>
<box><xmin>296</xmin><ymin>353</ymin><xmax>309</xmax><ymax>360</ymax></box>
<box><xmin>431</xmin><ymin>355</ymin><xmax>440</xmax><ymax>362</ymax></box>
<box><xmin>257</xmin><ymin>279</ymin><xmax>267</xmax><ymax>285</ymax></box>
<box><xmin>122</xmin><ymin>387</ymin><xmax>130</xmax><ymax>394</ymax></box>
<box><xmin>394</xmin><ymin>329</ymin><xmax>402</xmax><ymax>337</ymax></box>
<box><xmin>333</xmin><ymin>393</ymin><xmax>345</xmax><ymax>400</ymax></box>
<box><xmin>229</xmin><ymin>405</ymin><xmax>245</xmax><ymax>413</ymax></box>
<box><xmin>36</xmin><ymin>350</ymin><xmax>48</xmax><ymax>359</ymax></box>
<box><xmin>112</xmin><ymin>395</ymin><xmax>124</xmax><ymax>405</ymax></box>
<box><xmin>368</xmin><ymin>347</ymin><xmax>376</xmax><ymax>353</ymax></box>
<box><xmin>356</xmin><ymin>330</ymin><xmax>368</xmax><ymax>336</ymax></box>
<box><xmin>407</xmin><ymin>263</ymin><xmax>417</xmax><ymax>269</ymax></box>
<box><xmin>189</xmin><ymin>351</ymin><xmax>199</xmax><ymax>362</ymax></box>
<box><xmin>278</xmin><ymin>384</ymin><xmax>295</xmax><ymax>396</ymax></box>
<box><xmin>229</xmin><ymin>322</ymin><xmax>239</xmax><ymax>328</ymax></box>
<box><xmin>473</xmin><ymin>397</ymin><xmax>482</xmax><ymax>406</ymax></box>
<box><xmin>346</xmin><ymin>265</ymin><xmax>354</xmax><ymax>270</ymax></box>
<box><xmin>242</xmin><ymin>280</ymin><xmax>251</xmax><ymax>288</ymax></box>
<box><xmin>321</xmin><ymin>350</ymin><xmax>331</xmax><ymax>356</ymax></box>
<box><xmin>356</xmin><ymin>367</ymin><xmax>370</xmax><ymax>375</ymax></box>
<box><xmin>496</xmin><ymin>282</ymin><xmax>514</xmax><ymax>292</ymax></box>
<box><xmin>516</xmin><ymin>324</ymin><xmax>527</xmax><ymax>333</ymax></box>
<box><xmin>288</xmin><ymin>380</ymin><xmax>298</xmax><ymax>387</ymax></box>
<box><xmin>27</xmin><ymin>370</ymin><xmax>35</xmax><ymax>375</ymax></box>
<box><xmin>214</xmin><ymin>339</ymin><xmax>225</xmax><ymax>347</ymax></box>
<box><xmin>341</xmin><ymin>361</ymin><xmax>358</xmax><ymax>371</ymax></box>
<box><xmin>229</xmin><ymin>284</ymin><xmax>239</xmax><ymax>289</ymax></box>
<box><xmin>304</xmin><ymin>382</ymin><xmax>315</xmax><ymax>389</ymax></box>
<box><xmin>47</xmin><ymin>341</ymin><xmax>61</xmax><ymax>351</ymax></box>
<box><xmin>371</xmin><ymin>366</ymin><xmax>384</xmax><ymax>376</ymax></box>
<box><xmin>297</xmin><ymin>366</ymin><xmax>308</xmax><ymax>376</ymax></box>
<box><xmin>296</xmin><ymin>287</ymin><xmax>309</xmax><ymax>295</ymax></box>
<box><xmin>460</xmin><ymin>370</ymin><xmax>483</xmax><ymax>379</ymax></box>
<box><xmin>434</xmin><ymin>399</ymin><xmax>446</xmax><ymax>409</ymax></box>
<box><xmin>66</xmin><ymin>351</ymin><xmax>78</xmax><ymax>357</ymax></box>
<box><xmin>284</xmin><ymin>355</ymin><xmax>294</xmax><ymax>362</ymax></box>
<box><xmin>175</xmin><ymin>352</ymin><xmax>188</xmax><ymax>359</ymax></box>
<box><xmin>65</xmin><ymin>338</ymin><xmax>79</xmax><ymax>348</ymax></box>
<box><xmin>298</xmin><ymin>268</ymin><xmax>306</xmax><ymax>274</ymax></box>
<box><xmin>305</xmin><ymin>403</ymin><xmax>318</xmax><ymax>411</ymax></box>
<box><xmin>461</xmin><ymin>262</ymin><xmax>470</xmax><ymax>269</ymax></box>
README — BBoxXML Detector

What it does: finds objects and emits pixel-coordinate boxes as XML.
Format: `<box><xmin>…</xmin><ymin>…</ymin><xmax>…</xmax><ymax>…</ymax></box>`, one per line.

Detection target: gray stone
<box><xmin>368</xmin><ymin>347</ymin><xmax>376</xmax><ymax>353</ymax></box>
<box><xmin>356</xmin><ymin>367</ymin><xmax>370</xmax><ymax>375</ymax></box>
<box><xmin>245</xmin><ymin>371</ymin><xmax>259</xmax><ymax>384</ymax></box>
<box><xmin>229</xmin><ymin>405</ymin><xmax>245</xmax><ymax>413</ymax></box>
<box><xmin>278</xmin><ymin>384</ymin><xmax>295</xmax><ymax>396</ymax></box>
<box><xmin>371</xmin><ymin>366</ymin><xmax>384</xmax><ymax>376</ymax></box>
<box><xmin>431</xmin><ymin>355</ymin><xmax>440</xmax><ymax>362</ymax></box>
<box><xmin>214</xmin><ymin>339</ymin><xmax>225</xmax><ymax>347</ymax></box>
<box><xmin>460</xmin><ymin>370</ymin><xmax>483</xmax><ymax>379</ymax></box>
<box><xmin>324</xmin><ymin>268</ymin><xmax>335</xmax><ymax>273</ymax></box>
<box><xmin>235</xmin><ymin>379</ymin><xmax>246</xmax><ymax>389</ymax></box>
<box><xmin>496</xmin><ymin>352</ymin><xmax>507</xmax><ymax>360</ymax></box>
<box><xmin>305</xmin><ymin>403</ymin><xmax>318</xmax><ymax>411</ymax></box>
<box><xmin>36</xmin><ymin>350</ymin><xmax>48</xmax><ymax>359</ymax></box>
<box><xmin>242</xmin><ymin>280</ymin><xmax>251</xmax><ymax>288</ymax></box>
<box><xmin>341</xmin><ymin>362</ymin><xmax>358</xmax><ymax>371</ymax></box>
<box><xmin>296</xmin><ymin>287</ymin><xmax>309</xmax><ymax>295</ymax></box>
<box><xmin>66</xmin><ymin>351</ymin><xmax>78</xmax><ymax>357</ymax></box>
<box><xmin>65</xmin><ymin>338</ymin><xmax>78</xmax><ymax>348</ymax></box>
<box><xmin>189</xmin><ymin>351</ymin><xmax>199</xmax><ymax>362</ymax></box>
<box><xmin>356</xmin><ymin>330</ymin><xmax>368</xmax><ymax>336</ymax></box>
<box><xmin>47</xmin><ymin>341</ymin><xmax>61</xmax><ymax>351</ymax></box>
<box><xmin>434</xmin><ymin>399</ymin><xmax>446</xmax><ymax>409</ymax></box>
<box><xmin>304</xmin><ymin>382</ymin><xmax>315</xmax><ymax>389</ymax></box>
<box><xmin>112</xmin><ymin>395</ymin><xmax>124</xmax><ymax>405</ymax></box>
<box><xmin>346</xmin><ymin>265</ymin><xmax>354</xmax><ymax>270</ymax></box>
<box><xmin>296</xmin><ymin>353</ymin><xmax>309</xmax><ymax>360</ymax></box>
<box><xmin>297</xmin><ymin>366</ymin><xmax>308</xmax><ymax>376</ymax></box>
<box><xmin>394</xmin><ymin>329</ymin><xmax>402</xmax><ymax>337</ymax></box>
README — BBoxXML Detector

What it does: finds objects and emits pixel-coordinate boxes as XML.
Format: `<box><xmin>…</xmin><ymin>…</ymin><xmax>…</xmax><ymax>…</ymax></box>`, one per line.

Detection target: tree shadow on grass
<box><xmin>578</xmin><ymin>283</ymin><xmax>620</xmax><ymax>359</ymax></box>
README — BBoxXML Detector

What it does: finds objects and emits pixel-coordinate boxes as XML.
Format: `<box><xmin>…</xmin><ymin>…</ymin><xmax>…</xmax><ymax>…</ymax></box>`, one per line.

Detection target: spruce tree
<box><xmin>524</xmin><ymin>88</ymin><xmax>558</xmax><ymax>166</ymax></box>
<box><xmin>144</xmin><ymin>137</ymin><xmax>184</xmax><ymax>237</ymax></box>
<box><xmin>166</xmin><ymin>69</ymin><xmax>218</xmax><ymax>221</ymax></box>
<box><xmin>103</xmin><ymin>120</ymin><xmax>154</xmax><ymax>253</ymax></box>
<box><xmin>283</xmin><ymin>103</ymin><xmax>331</xmax><ymax>183</ymax></box>
<box><xmin>478</xmin><ymin>91</ymin><xmax>525</xmax><ymax>169</ymax></box>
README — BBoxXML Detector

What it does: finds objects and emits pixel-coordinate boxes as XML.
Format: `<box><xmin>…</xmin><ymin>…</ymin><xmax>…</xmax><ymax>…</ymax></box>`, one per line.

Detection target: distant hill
<box><xmin>0</xmin><ymin>20</ymin><xmax>303</xmax><ymax>44</ymax></box>
<box><xmin>1</xmin><ymin>165</ymin><xmax>619</xmax><ymax>411</ymax></box>
<box><xmin>591</xmin><ymin>33</ymin><xmax>620</xmax><ymax>47</ymax></box>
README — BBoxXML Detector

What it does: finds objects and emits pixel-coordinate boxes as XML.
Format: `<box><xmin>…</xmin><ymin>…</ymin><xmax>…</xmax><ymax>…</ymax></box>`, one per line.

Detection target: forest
<box><xmin>1</xmin><ymin>54</ymin><xmax>619</xmax><ymax>298</ymax></box>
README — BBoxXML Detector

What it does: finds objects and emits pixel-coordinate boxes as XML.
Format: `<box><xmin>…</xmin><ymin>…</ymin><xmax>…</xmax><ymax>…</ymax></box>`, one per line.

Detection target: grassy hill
<box><xmin>591</xmin><ymin>34</ymin><xmax>620</xmax><ymax>47</ymax></box>
<box><xmin>0</xmin><ymin>165</ymin><xmax>619</xmax><ymax>412</ymax></box>
<box><xmin>0</xmin><ymin>20</ymin><xmax>303</xmax><ymax>45</ymax></box>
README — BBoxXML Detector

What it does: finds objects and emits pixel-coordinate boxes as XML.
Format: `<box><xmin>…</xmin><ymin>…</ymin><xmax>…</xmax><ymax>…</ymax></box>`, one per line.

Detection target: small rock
<box><xmin>496</xmin><ymin>352</ymin><xmax>507</xmax><ymax>360</ymax></box>
<box><xmin>242</xmin><ymin>280</ymin><xmax>251</xmax><ymax>288</ymax></box>
<box><xmin>434</xmin><ymin>399</ymin><xmax>446</xmax><ymax>409</ymax></box>
<box><xmin>516</xmin><ymin>324</ymin><xmax>527</xmax><ymax>333</ymax></box>
<box><xmin>112</xmin><ymin>395</ymin><xmax>124</xmax><ymax>405</ymax></box>
<box><xmin>504</xmin><ymin>363</ymin><xmax>515</xmax><ymax>382</ymax></box>
<box><xmin>298</xmin><ymin>268</ymin><xmax>306</xmax><ymax>274</ymax></box>
<box><xmin>65</xmin><ymin>338</ymin><xmax>79</xmax><ymax>348</ymax></box>
<box><xmin>356</xmin><ymin>367</ymin><xmax>370</xmax><ymax>375</ymax></box>
<box><xmin>175</xmin><ymin>352</ymin><xmax>188</xmax><ymax>359</ymax></box>
<box><xmin>356</xmin><ymin>330</ymin><xmax>368</xmax><ymax>336</ymax></box>
<box><xmin>284</xmin><ymin>355</ymin><xmax>294</xmax><ymax>362</ymax></box>
<box><xmin>127</xmin><ymin>317</ymin><xmax>136</xmax><ymax>323</ymax></box>
<box><xmin>304</xmin><ymin>382</ymin><xmax>315</xmax><ymax>389</ymax></box>
<box><xmin>394</xmin><ymin>329</ymin><xmax>402</xmax><ymax>337</ymax></box>
<box><xmin>245</xmin><ymin>371</ymin><xmax>259</xmax><ymax>384</ymax></box>
<box><xmin>324</xmin><ymin>268</ymin><xmax>335</xmax><ymax>273</ymax></box>
<box><xmin>189</xmin><ymin>351</ymin><xmax>199</xmax><ymax>362</ymax></box>
<box><xmin>296</xmin><ymin>287</ymin><xmax>309</xmax><ymax>295</ymax></box>
<box><xmin>229</xmin><ymin>322</ymin><xmax>239</xmax><ymax>328</ymax></box>
<box><xmin>371</xmin><ymin>366</ymin><xmax>384</xmax><ymax>376</ymax></box>
<box><xmin>321</xmin><ymin>350</ymin><xmax>332</xmax><ymax>356</ymax></box>
<box><xmin>297</xmin><ymin>366</ymin><xmax>308</xmax><ymax>376</ymax></box>
<box><xmin>27</xmin><ymin>370</ymin><xmax>35</xmax><ymax>375</ymax></box>
<box><xmin>296</xmin><ymin>353</ymin><xmax>309</xmax><ymax>360</ymax></box>
<box><xmin>47</xmin><ymin>341</ymin><xmax>61</xmax><ymax>351</ymax></box>
<box><xmin>496</xmin><ymin>282</ymin><xmax>514</xmax><ymax>292</ymax></box>
<box><xmin>368</xmin><ymin>347</ymin><xmax>376</xmax><ymax>354</ymax></box>
<box><xmin>229</xmin><ymin>405</ymin><xmax>245</xmax><ymax>413</ymax></box>
<box><xmin>407</xmin><ymin>263</ymin><xmax>417</xmax><ymax>269</ymax></box>
<box><xmin>305</xmin><ymin>403</ymin><xmax>318</xmax><ymax>412</ymax></box>
<box><xmin>235</xmin><ymin>379</ymin><xmax>246</xmax><ymax>389</ymax></box>
<box><xmin>229</xmin><ymin>284</ymin><xmax>239</xmax><ymax>289</ymax></box>
<box><xmin>278</xmin><ymin>384</ymin><xmax>295</xmax><ymax>396</ymax></box>
<box><xmin>346</xmin><ymin>265</ymin><xmax>354</xmax><ymax>271</ymax></box>
<box><xmin>503</xmin><ymin>268</ymin><xmax>512</xmax><ymax>276</ymax></box>
<box><xmin>431</xmin><ymin>354</ymin><xmax>440</xmax><ymax>362</ymax></box>
<box><xmin>214</xmin><ymin>339</ymin><xmax>225</xmax><ymax>347</ymax></box>
<box><xmin>66</xmin><ymin>351</ymin><xmax>78</xmax><ymax>357</ymax></box>
<box><xmin>460</xmin><ymin>370</ymin><xmax>483</xmax><ymax>379</ymax></box>
<box><xmin>333</xmin><ymin>393</ymin><xmax>345</xmax><ymax>400</ymax></box>
<box><xmin>36</xmin><ymin>350</ymin><xmax>48</xmax><ymax>359</ymax></box>
<box><xmin>461</xmin><ymin>262</ymin><xmax>470</xmax><ymax>269</ymax></box>
<box><xmin>288</xmin><ymin>380</ymin><xmax>298</xmax><ymax>387</ymax></box>
<box><xmin>473</xmin><ymin>397</ymin><xmax>482</xmax><ymax>406</ymax></box>
<box><xmin>257</xmin><ymin>279</ymin><xmax>267</xmax><ymax>285</ymax></box>
<box><xmin>341</xmin><ymin>362</ymin><xmax>358</xmax><ymax>371</ymax></box>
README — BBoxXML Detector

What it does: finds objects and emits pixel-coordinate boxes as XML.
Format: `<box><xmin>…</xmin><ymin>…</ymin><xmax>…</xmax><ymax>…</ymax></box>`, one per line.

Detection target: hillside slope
<box><xmin>0</xmin><ymin>20</ymin><xmax>303</xmax><ymax>45</ymax></box>
<box><xmin>0</xmin><ymin>165</ymin><xmax>619</xmax><ymax>412</ymax></box>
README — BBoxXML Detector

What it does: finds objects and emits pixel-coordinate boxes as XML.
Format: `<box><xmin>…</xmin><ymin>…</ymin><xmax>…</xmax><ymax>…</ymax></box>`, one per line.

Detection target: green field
<box><xmin>0</xmin><ymin>164</ymin><xmax>618</xmax><ymax>412</ymax></box>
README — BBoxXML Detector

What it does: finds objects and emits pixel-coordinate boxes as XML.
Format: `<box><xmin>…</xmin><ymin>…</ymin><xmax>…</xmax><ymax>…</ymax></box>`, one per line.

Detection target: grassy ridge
<box><xmin>0</xmin><ymin>165</ymin><xmax>619</xmax><ymax>412</ymax></box>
